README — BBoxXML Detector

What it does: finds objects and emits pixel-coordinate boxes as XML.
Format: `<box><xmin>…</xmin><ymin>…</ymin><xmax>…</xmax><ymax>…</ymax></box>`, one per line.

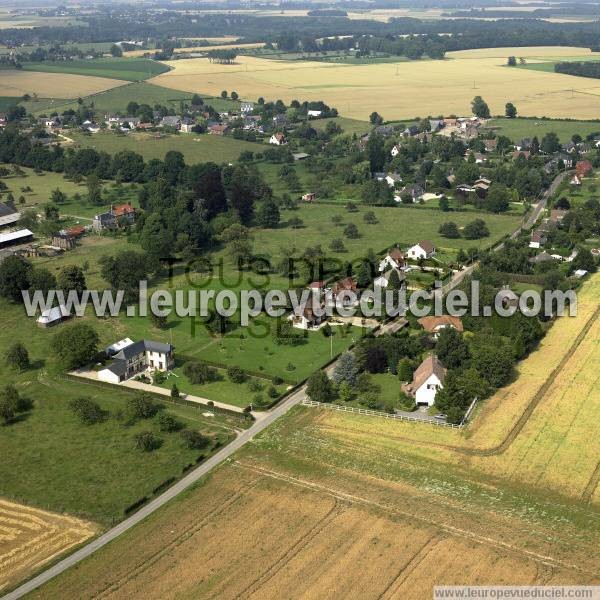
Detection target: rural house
<box><xmin>374</xmin><ymin>268</ymin><xmax>405</xmax><ymax>289</ymax></box>
<box><xmin>289</xmin><ymin>298</ymin><xmax>326</xmax><ymax>330</ymax></box>
<box><xmin>92</xmin><ymin>203</ymin><xmax>136</xmax><ymax>232</ymax></box>
<box><xmin>406</xmin><ymin>240</ymin><xmax>436</xmax><ymax>260</ymax></box>
<box><xmin>379</xmin><ymin>248</ymin><xmax>406</xmax><ymax>272</ymax></box>
<box><xmin>98</xmin><ymin>339</ymin><xmax>175</xmax><ymax>384</ymax></box>
<box><xmin>418</xmin><ymin>315</ymin><xmax>464</xmax><ymax>337</ymax></box>
<box><xmin>402</xmin><ymin>355</ymin><xmax>446</xmax><ymax>407</ymax></box>
<box><xmin>269</xmin><ymin>132</ymin><xmax>287</xmax><ymax>145</ymax></box>
<box><xmin>576</xmin><ymin>160</ymin><xmax>593</xmax><ymax>178</ymax></box>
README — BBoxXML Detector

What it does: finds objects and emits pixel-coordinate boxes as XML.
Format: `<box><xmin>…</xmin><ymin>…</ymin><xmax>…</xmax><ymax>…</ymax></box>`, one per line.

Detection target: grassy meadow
<box><xmin>21</xmin><ymin>81</ymin><xmax>240</xmax><ymax>117</ymax></box>
<box><xmin>487</xmin><ymin>116</ymin><xmax>600</xmax><ymax>142</ymax></box>
<box><xmin>22</xmin><ymin>58</ymin><xmax>170</xmax><ymax>82</ymax></box>
<box><xmin>69</xmin><ymin>130</ymin><xmax>262</xmax><ymax>164</ymax></box>
<box><xmin>0</xmin><ymin>300</ymin><xmax>240</xmax><ymax>525</ymax></box>
<box><xmin>149</xmin><ymin>46</ymin><xmax>600</xmax><ymax>120</ymax></box>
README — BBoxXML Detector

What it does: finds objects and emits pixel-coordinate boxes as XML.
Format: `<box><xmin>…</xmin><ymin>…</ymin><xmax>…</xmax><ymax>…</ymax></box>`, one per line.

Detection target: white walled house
<box><xmin>269</xmin><ymin>132</ymin><xmax>287</xmax><ymax>145</ymax></box>
<box><xmin>402</xmin><ymin>355</ymin><xmax>446</xmax><ymax>406</ymax></box>
<box><xmin>98</xmin><ymin>339</ymin><xmax>174</xmax><ymax>384</ymax></box>
<box><xmin>378</xmin><ymin>248</ymin><xmax>406</xmax><ymax>272</ymax></box>
<box><xmin>406</xmin><ymin>240</ymin><xmax>436</xmax><ymax>260</ymax></box>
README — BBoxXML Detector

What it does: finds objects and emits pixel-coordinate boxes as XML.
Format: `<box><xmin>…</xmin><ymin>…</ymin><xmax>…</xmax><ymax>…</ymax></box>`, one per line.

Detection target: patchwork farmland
<box><xmin>151</xmin><ymin>46</ymin><xmax>600</xmax><ymax>120</ymax></box>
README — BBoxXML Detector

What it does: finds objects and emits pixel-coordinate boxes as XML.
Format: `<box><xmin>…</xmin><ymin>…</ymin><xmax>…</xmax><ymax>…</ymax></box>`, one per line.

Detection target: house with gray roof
<box><xmin>97</xmin><ymin>339</ymin><xmax>174</xmax><ymax>384</ymax></box>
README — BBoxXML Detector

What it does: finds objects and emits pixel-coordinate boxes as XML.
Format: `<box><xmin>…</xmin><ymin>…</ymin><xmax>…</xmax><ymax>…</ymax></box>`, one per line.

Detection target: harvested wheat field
<box><xmin>0</xmin><ymin>71</ymin><xmax>126</xmax><ymax>99</ymax></box>
<box><xmin>151</xmin><ymin>46</ymin><xmax>600</xmax><ymax>120</ymax></box>
<box><xmin>30</xmin><ymin>460</ymin><xmax>599</xmax><ymax>600</ymax></box>
<box><xmin>0</xmin><ymin>498</ymin><xmax>97</xmax><ymax>594</ymax></box>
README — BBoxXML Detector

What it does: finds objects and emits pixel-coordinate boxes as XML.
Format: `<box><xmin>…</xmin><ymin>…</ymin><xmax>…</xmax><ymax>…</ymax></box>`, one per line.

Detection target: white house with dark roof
<box><xmin>407</xmin><ymin>240</ymin><xmax>436</xmax><ymax>260</ymax></box>
<box><xmin>98</xmin><ymin>339</ymin><xmax>174</xmax><ymax>384</ymax></box>
<box><xmin>379</xmin><ymin>248</ymin><xmax>406</xmax><ymax>272</ymax></box>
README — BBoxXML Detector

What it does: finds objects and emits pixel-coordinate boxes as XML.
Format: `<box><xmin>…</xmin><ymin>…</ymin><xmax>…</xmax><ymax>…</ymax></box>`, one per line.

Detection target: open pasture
<box><xmin>150</xmin><ymin>46</ymin><xmax>600</xmax><ymax>121</ymax></box>
<box><xmin>69</xmin><ymin>130</ymin><xmax>262</xmax><ymax>165</ymax></box>
<box><xmin>252</xmin><ymin>202</ymin><xmax>522</xmax><ymax>259</ymax></box>
<box><xmin>0</xmin><ymin>499</ymin><xmax>97</xmax><ymax>594</ymax></box>
<box><xmin>22</xmin><ymin>58</ymin><xmax>170</xmax><ymax>82</ymax></box>
<box><xmin>0</xmin><ymin>70</ymin><xmax>126</xmax><ymax>100</ymax></box>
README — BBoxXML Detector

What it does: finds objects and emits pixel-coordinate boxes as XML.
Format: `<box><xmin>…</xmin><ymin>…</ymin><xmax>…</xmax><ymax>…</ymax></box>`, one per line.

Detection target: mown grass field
<box><xmin>253</xmin><ymin>202</ymin><xmax>523</xmax><ymax>260</ymax></box>
<box><xmin>22</xmin><ymin>58</ymin><xmax>170</xmax><ymax>82</ymax></box>
<box><xmin>21</xmin><ymin>81</ymin><xmax>239</xmax><ymax>117</ymax></box>
<box><xmin>487</xmin><ymin>116</ymin><xmax>600</xmax><ymax>142</ymax></box>
<box><xmin>0</xmin><ymin>501</ymin><xmax>96</xmax><ymax>596</ymax></box>
<box><xmin>0</xmin><ymin>165</ymin><xmax>138</xmax><ymax>219</ymax></box>
<box><xmin>69</xmin><ymin>130</ymin><xmax>262</xmax><ymax>164</ymax></box>
<box><xmin>0</xmin><ymin>70</ymin><xmax>126</xmax><ymax>100</ymax></box>
<box><xmin>150</xmin><ymin>46</ymin><xmax>600</xmax><ymax>120</ymax></box>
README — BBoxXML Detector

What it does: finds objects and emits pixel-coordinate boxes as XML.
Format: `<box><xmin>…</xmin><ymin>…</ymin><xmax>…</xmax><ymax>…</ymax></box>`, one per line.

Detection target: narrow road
<box><xmin>2</xmin><ymin>386</ymin><xmax>307</xmax><ymax>600</ymax></box>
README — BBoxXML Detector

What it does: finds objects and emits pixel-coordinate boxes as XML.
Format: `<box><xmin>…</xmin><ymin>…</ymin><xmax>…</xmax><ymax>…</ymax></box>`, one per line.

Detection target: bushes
<box><xmin>183</xmin><ymin>361</ymin><xmax>219</xmax><ymax>384</ymax></box>
<box><xmin>180</xmin><ymin>428</ymin><xmax>209</xmax><ymax>449</ymax></box>
<box><xmin>158</xmin><ymin>412</ymin><xmax>183</xmax><ymax>432</ymax></box>
<box><xmin>126</xmin><ymin>394</ymin><xmax>162</xmax><ymax>421</ymax></box>
<box><xmin>134</xmin><ymin>431</ymin><xmax>162</xmax><ymax>452</ymax></box>
<box><xmin>68</xmin><ymin>396</ymin><xmax>107</xmax><ymax>425</ymax></box>
<box><xmin>227</xmin><ymin>365</ymin><xmax>246</xmax><ymax>383</ymax></box>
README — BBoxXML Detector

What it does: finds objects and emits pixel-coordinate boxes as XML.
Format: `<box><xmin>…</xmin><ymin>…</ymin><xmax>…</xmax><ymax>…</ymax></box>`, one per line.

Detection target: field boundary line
<box><xmin>233</xmin><ymin>461</ymin><xmax>600</xmax><ymax>578</ymax></box>
<box><xmin>582</xmin><ymin>462</ymin><xmax>600</xmax><ymax>504</ymax></box>
<box><xmin>301</xmin><ymin>399</ymin><xmax>463</xmax><ymax>428</ymax></box>
<box><xmin>377</xmin><ymin>534</ymin><xmax>445</xmax><ymax>600</ymax></box>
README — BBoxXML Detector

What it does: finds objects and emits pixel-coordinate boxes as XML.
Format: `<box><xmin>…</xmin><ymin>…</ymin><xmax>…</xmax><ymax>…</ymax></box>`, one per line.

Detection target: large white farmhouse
<box><xmin>98</xmin><ymin>339</ymin><xmax>174</xmax><ymax>384</ymax></box>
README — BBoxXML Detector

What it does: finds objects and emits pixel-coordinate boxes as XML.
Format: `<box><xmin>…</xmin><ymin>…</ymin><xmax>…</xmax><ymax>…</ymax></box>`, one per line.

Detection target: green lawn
<box><xmin>69</xmin><ymin>130</ymin><xmax>263</xmax><ymax>164</ymax></box>
<box><xmin>22</xmin><ymin>58</ymin><xmax>170</xmax><ymax>81</ymax></box>
<box><xmin>0</xmin><ymin>165</ymin><xmax>138</xmax><ymax>219</ymax></box>
<box><xmin>0</xmin><ymin>96</ymin><xmax>18</xmax><ymax>111</ymax></box>
<box><xmin>0</xmin><ymin>301</ymin><xmax>240</xmax><ymax>525</ymax></box>
<box><xmin>21</xmin><ymin>82</ymin><xmax>240</xmax><ymax>116</ymax></box>
<box><xmin>252</xmin><ymin>202</ymin><xmax>522</xmax><ymax>261</ymax></box>
<box><xmin>154</xmin><ymin>365</ymin><xmax>287</xmax><ymax>408</ymax></box>
<box><xmin>486</xmin><ymin>117</ymin><xmax>600</xmax><ymax>143</ymax></box>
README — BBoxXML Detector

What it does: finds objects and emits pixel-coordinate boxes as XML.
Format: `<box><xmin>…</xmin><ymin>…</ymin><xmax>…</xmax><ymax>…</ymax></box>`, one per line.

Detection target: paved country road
<box><xmin>2</xmin><ymin>172</ymin><xmax>566</xmax><ymax>599</ymax></box>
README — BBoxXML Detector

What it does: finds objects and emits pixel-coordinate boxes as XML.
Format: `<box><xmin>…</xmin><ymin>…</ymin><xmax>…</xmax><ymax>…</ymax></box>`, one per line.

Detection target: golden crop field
<box><xmin>31</xmin><ymin>463</ymin><xmax>598</xmax><ymax>600</ymax></box>
<box><xmin>0</xmin><ymin>498</ymin><xmax>97</xmax><ymax>594</ymax></box>
<box><xmin>151</xmin><ymin>46</ymin><xmax>600</xmax><ymax>120</ymax></box>
<box><xmin>0</xmin><ymin>71</ymin><xmax>126</xmax><ymax>99</ymax></box>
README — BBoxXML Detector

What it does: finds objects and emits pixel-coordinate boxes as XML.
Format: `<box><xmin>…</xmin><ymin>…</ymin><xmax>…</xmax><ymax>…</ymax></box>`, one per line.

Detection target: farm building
<box><xmin>269</xmin><ymin>132</ymin><xmax>287</xmax><ymax>146</ymax></box>
<box><xmin>37</xmin><ymin>305</ymin><xmax>71</xmax><ymax>328</ymax></box>
<box><xmin>0</xmin><ymin>229</ymin><xmax>33</xmax><ymax>249</ymax></box>
<box><xmin>402</xmin><ymin>355</ymin><xmax>446</xmax><ymax>407</ymax></box>
<box><xmin>0</xmin><ymin>202</ymin><xmax>20</xmax><ymax>229</ymax></box>
<box><xmin>98</xmin><ymin>339</ymin><xmax>175</xmax><ymax>384</ymax></box>
<box><xmin>93</xmin><ymin>203</ymin><xmax>136</xmax><ymax>232</ymax></box>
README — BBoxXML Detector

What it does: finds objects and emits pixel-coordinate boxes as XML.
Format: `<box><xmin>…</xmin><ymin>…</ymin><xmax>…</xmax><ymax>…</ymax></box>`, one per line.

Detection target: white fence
<box><xmin>301</xmin><ymin>399</ymin><xmax>464</xmax><ymax>428</ymax></box>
